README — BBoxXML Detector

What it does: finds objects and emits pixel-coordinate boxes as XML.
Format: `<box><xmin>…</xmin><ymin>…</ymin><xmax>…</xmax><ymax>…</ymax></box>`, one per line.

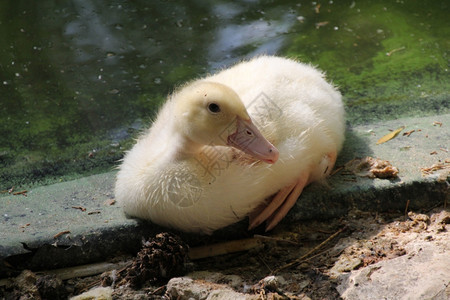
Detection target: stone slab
<box><xmin>0</xmin><ymin>114</ymin><xmax>448</xmax><ymax>277</ymax></box>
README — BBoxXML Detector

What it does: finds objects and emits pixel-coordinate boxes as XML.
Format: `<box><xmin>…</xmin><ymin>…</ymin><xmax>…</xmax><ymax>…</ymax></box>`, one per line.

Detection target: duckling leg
<box><xmin>248</xmin><ymin>183</ymin><xmax>298</xmax><ymax>230</ymax></box>
<box><xmin>265</xmin><ymin>151</ymin><xmax>337</xmax><ymax>230</ymax></box>
<box><xmin>265</xmin><ymin>175</ymin><xmax>309</xmax><ymax>231</ymax></box>
<box><xmin>248</xmin><ymin>151</ymin><xmax>337</xmax><ymax>231</ymax></box>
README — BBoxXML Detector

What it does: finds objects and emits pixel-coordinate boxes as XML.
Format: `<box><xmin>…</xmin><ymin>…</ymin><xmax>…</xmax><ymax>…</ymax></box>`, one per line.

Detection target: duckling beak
<box><xmin>227</xmin><ymin>117</ymin><xmax>279</xmax><ymax>164</ymax></box>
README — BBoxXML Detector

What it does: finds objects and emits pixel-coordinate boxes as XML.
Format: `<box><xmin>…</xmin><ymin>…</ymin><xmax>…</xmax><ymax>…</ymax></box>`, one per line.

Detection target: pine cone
<box><xmin>124</xmin><ymin>232</ymin><xmax>189</xmax><ymax>288</ymax></box>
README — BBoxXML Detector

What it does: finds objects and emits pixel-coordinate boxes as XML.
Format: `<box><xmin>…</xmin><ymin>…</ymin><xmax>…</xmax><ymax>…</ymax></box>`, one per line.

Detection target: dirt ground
<box><xmin>1</xmin><ymin>205</ymin><xmax>449</xmax><ymax>300</ymax></box>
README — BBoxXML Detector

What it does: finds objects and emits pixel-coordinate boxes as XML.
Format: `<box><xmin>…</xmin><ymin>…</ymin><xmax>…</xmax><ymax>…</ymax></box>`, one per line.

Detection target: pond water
<box><xmin>0</xmin><ymin>0</ymin><xmax>448</xmax><ymax>189</ymax></box>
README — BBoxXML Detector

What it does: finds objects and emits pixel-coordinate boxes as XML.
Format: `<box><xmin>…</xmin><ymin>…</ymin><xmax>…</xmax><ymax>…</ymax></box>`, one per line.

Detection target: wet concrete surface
<box><xmin>1</xmin><ymin>113</ymin><xmax>448</xmax><ymax>277</ymax></box>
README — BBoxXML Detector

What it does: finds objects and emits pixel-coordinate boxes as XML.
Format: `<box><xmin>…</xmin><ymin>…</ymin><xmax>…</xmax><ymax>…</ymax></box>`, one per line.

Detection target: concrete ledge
<box><xmin>1</xmin><ymin>114</ymin><xmax>448</xmax><ymax>277</ymax></box>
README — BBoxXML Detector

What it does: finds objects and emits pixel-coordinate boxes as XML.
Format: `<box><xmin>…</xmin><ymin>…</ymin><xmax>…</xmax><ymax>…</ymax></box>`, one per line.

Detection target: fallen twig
<box><xmin>404</xmin><ymin>199</ymin><xmax>410</xmax><ymax>219</ymax></box>
<box><xmin>343</xmin><ymin>178</ymin><xmax>358</xmax><ymax>182</ymax></box>
<box><xmin>150</xmin><ymin>285</ymin><xmax>167</xmax><ymax>295</ymax></box>
<box><xmin>72</xmin><ymin>206</ymin><xmax>87</xmax><ymax>212</ymax></box>
<box><xmin>403</xmin><ymin>129</ymin><xmax>415</xmax><ymax>137</ymax></box>
<box><xmin>189</xmin><ymin>237</ymin><xmax>263</xmax><ymax>260</ymax></box>
<box><xmin>272</xmin><ymin>226</ymin><xmax>346</xmax><ymax>274</ymax></box>
<box><xmin>53</xmin><ymin>231</ymin><xmax>71</xmax><ymax>239</ymax></box>
<box><xmin>386</xmin><ymin>46</ymin><xmax>405</xmax><ymax>56</ymax></box>
<box><xmin>42</xmin><ymin>261</ymin><xmax>130</xmax><ymax>281</ymax></box>
<box><xmin>12</xmin><ymin>190</ymin><xmax>28</xmax><ymax>196</ymax></box>
<box><xmin>0</xmin><ymin>261</ymin><xmax>132</xmax><ymax>287</ymax></box>
<box><xmin>253</xmin><ymin>234</ymin><xmax>300</xmax><ymax>246</ymax></box>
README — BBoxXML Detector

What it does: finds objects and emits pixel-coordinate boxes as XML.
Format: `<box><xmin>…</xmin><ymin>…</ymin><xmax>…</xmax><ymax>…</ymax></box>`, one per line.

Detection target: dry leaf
<box><xmin>376</xmin><ymin>126</ymin><xmax>405</xmax><ymax>145</ymax></box>
<box><xmin>421</xmin><ymin>162</ymin><xmax>450</xmax><ymax>182</ymax></box>
<box><xmin>345</xmin><ymin>157</ymin><xmax>399</xmax><ymax>179</ymax></box>
<box><xmin>403</xmin><ymin>129</ymin><xmax>415</xmax><ymax>137</ymax></box>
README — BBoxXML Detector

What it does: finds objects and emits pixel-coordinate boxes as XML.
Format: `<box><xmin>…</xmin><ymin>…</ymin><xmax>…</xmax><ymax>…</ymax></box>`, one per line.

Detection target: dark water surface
<box><xmin>0</xmin><ymin>1</ymin><xmax>448</xmax><ymax>188</ymax></box>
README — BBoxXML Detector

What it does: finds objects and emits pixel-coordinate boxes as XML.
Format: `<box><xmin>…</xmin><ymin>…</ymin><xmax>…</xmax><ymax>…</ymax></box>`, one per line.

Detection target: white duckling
<box><xmin>115</xmin><ymin>56</ymin><xmax>345</xmax><ymax>234</ymax></box>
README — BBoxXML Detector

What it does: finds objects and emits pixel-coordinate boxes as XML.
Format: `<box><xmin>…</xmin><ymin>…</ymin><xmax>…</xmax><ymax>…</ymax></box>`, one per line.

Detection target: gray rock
<box><xmin>259</xmin><ymin>275</ymin><xmax>286</xmax><ymax>291</ymax></box>
<box><xmin>330</xmin><ymin>256</ymin><xmax>363</xmax><ymax>275</ymax></box>
<box><xmin>166</xmin><ymin>276</ymin><xmax>258</xmax><ymax>300</ymax></box>
<box><xmin>335</xmin><ymin>229</ymin><xmax>450</xmax><ymax>300</ymax></box>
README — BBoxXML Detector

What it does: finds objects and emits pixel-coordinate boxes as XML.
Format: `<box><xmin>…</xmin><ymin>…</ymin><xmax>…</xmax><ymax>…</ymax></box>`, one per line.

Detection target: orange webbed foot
<box><xmin>248</xmin><ymin>151</ymin><xmax>338</xmax><ymax>231</ymax></box>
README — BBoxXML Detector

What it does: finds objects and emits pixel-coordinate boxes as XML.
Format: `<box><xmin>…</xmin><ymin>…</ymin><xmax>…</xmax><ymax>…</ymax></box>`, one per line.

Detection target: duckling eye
<box><xmin>207</xmin><ymin>103</ymin><xmax>221</xmax><ymax>114</ymax></box>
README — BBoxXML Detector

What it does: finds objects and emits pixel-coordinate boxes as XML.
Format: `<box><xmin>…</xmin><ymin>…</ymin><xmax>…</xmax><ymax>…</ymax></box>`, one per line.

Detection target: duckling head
<box><xmin>173</xmin><ymin>81</ymin><xmax>279</xmax><ymax>164</ymax></box>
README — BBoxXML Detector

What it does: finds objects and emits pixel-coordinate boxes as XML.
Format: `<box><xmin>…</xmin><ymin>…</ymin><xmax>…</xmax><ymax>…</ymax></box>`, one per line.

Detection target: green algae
<box><xmin>285</xmin><ymin>1</ymin><xmax>449</xmax><ymax>123</ymax></box>
<box><xmin>0</xmin><ymin>1</ymin><xmax>448</xmax><ymax>189</ymax></box>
